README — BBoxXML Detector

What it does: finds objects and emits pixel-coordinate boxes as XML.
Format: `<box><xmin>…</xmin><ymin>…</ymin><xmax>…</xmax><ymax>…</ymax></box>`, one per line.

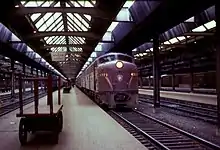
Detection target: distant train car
<box><xmin>76</xmin><ymin>53</ymin><xmax>138</xmax><ymax>109</ymax></box>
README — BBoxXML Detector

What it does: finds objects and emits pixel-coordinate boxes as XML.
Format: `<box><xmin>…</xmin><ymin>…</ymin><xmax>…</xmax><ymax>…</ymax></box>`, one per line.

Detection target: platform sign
<box><xmin>51</xmin><ymin>52</ymin><xmax>66</xmax><ymax>61</ymax></box>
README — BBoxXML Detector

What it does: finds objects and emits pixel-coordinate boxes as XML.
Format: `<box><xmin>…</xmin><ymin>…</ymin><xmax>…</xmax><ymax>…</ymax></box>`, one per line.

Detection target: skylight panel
<box><xmin>57</xmin><ymin>24</ymin><xmax>64</xmax><ymax>31</ymax></box>
<box><xmin>84</xmin><ymin>15</ymin><xmax>91</xmax><ymax>21</ymax></box>
<box><xmin>21</xmin><ymin>1</ymin><xmax>26</xmax><ymax>5</ymax></box>
<box><xmin>163</xmin><ymin>41</ymin><xmax>171</xmax><ymax>44</ymax></box>
<box><xmin>67</xmin><ymin>22</ymin><xmax>77</xmax><ymax>31</ymax></box>
<box><xmin>69</xmin><ymin>37</ymin><xmax>78</xmax><ymax>44</ymax></box>
<box><xmin>31</xmin><ymin>13</ymin><xmax>41</xmax><ymax>22</ymax></box>
<box><xmin>60</xmin><ymin>39</ymin><xmax>66</xmax><ymax>44</ymax></box>
<box><xmin>71</xmin><ymin>37</ymin><xmax>80</xmax><ymax>44</ymax></box>
<box><xmin>80</xmin><ymin>24</ymin><xmax>88</xmax><ymax>31</ymax></box>
<box><xmin>169</xmin><ymin>37</ymin><xmax>178</xmax><ymax>44</ymax></box>
<box><xmin>54</xmin><ymin>2</ymin><xmax>60</xmax><ymax>7</ymax></box>
<box><xmin>91</xmin><ymin>52</ymin><xmax>97</xmax><ymax>58</ymax></box>
<box><xmin>88</xmin><ymin>58</ymin><xmax>92</xmax><ymax>62</ymax></box>
<box><xmin>73</xmin><ymin>1</ymin><xmax>81</xmax><ymax>7</ymax></box>
<box><xmin>204</xmin><ymin>20</ymin><xmax>216</xmax><ymax>30</ymax></box>
<box><xmin>35</xmin><ymin>18</ymin><xmax>45</xmax><ymax>29</ymax></box>
<box><xmin>132</xmin><ymin>48</ymin><xmax>137</xmax><ymax>52</ymax></box>
<box><xmin>43</xmin><ymin>13</ymin><xmax>53</xmax><ymax>22</ymax></box>
<box><xmin>79</xmin><ymin>37</ymin><xmax>85</xmax><ymax>41</ymax></box>
<box><xmin>51</xmin><ymin>47</ymin><xmax>57</xmax><ymax>52</ymax></box>
<box><xmin>74</xmin><ymin>14</ymin><xmax>88</xmax><ymax>28</ymax></box>
<box><xmin>56</xmin><ymin>47</ymin><xmax>67</xmax><ymax>52</ymax></box>
<box><xmin>52</xmin><ymin>21</ymin><xmax>63</xmax><ymax>31</ymax></box>
<box><xmin>123</xmin><ymin>1</ymin><xmax>134</xmax><ymax>8</ymax></box>
<box><xmin>39</xmin><ymin>24</ymin><xmax>47</xmax><ymax>31</ymax></box>
<box><xmin>55</xmin><ymin>37</ymin><xmax>65</xmax><ymax>44</ymax></box>
<box><xmin>41</xmin><ymin>1</ymin><xmax>51</xmax><ymax>7</ymax></box>
<box><xmin>76</xmin><ymin>37</ymin><xmax>85</xmax><ymax>44</ymax></box>
<box><xmin>185</xmin><ymin>16</ymin><xmax>195</xmax><ymax>22</ymax></box>
<box><xmin>51</xmin><ymin>36</ymin><xmax>63</xmax><ymax>44</ymax></box>
<box><xmin>107</xmin><ymin>22</ymin><xmax>118</xmax><ymax>32</ymax></box>
<box><xmin>47</xmin><ymin>14</ymin><xmax>62</xmax><ymax>31</ymax></box>
<box><xmin>68</xmin><ymin>25</ymin><xmax>74</xmax><ymax>31</ymax></box>
<box><xmin>69</xmin><ymin>38</ymin><xmax>75</xmax><ymax>44</ymax></box>
<box><xmin>49</xmin><ymin>36</ymin><xmax>61</xmax><ymax>44</ymax></box>
<box><xmin>66</xmin><ymin>2</ymin><xmax>71</xmax><ymax>7</ymax></box>
<box><xmin>24</xmin><ymin>1</ymin><xmax>37</xmax><ymax>7</ymax></box>
<box><xmin>102</xmin><ymin>32</ymin><xmax>112</xmax><ymax>41</ymax></box>
<box><xmin>95</xmin><ymin>44</ymin><xmax>102</xmax><ymax>51</ymax></box>
<box><xmin>177</xmin><ymin>36</ymin><xmax>185</xmax><ymax>41</ymax></box>
<box><xmin>192</xmin><ymin>25</ymin><xmax>206</xmax><ymax>32</ymax></box>
<box><xmin>35</xmin><ymin>53</ymin><xmax>41</xmax><ymax>59</ymax></box>
<box><xmin>45</xmin><ymin>36</ymin><xmax>55</xmax><ymax>44</ymax></box>
<box><xmin>84</xmin><ymin>1</ymin><xmax>94</xmax><ymax>7</ymax></box>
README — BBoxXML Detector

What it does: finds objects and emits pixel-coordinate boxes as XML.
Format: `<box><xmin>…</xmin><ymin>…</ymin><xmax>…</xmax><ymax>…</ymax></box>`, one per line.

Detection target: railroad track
<box><xmin>0</xmin><ymin>91</ymin><xmax>47</xmax><ymax>117</ymax></box>
<box><xmin>139</xmin><ymin>94</ymin><xmax>217</xmax><ymax>124</ymax></box>
<box><xmin>0</xmin><ymin>91</ymin><xmax>33</xmax><ymax>103</ymax></box>
<box><xmin>109</xmin><ymin>110</ymin><xmax>220</xmax><ymax>150</ymax></box>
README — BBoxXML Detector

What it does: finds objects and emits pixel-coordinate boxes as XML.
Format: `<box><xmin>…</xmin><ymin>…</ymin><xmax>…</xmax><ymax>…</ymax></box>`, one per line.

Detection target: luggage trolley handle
<box><xmin>18</xmin><ymin>74</ymin><xmax>61</xmax><ymax>115</ymax></box>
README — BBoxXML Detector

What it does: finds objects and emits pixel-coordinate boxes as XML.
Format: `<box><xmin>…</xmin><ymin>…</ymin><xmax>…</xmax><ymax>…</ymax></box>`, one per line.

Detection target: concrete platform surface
<box><xmin>139</xmin><ymin>89</ymin><xmax>217</xmax><ymax>105</ymax></box>
<box><xmin>0</xmin><ymin>88</ymin><xmax>147</xmax><ymax>150</ymax></box>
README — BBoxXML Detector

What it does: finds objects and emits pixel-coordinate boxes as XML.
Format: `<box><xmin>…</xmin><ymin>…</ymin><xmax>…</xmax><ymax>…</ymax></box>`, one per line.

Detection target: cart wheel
<box><xmin>53</xmin><ymin>132</ymin><xmax>59</xmax><ymax>144</ymax></box>
<box><xmin>58</xmin><ymin>111</ymin><xmax>63</xmax><ymax>132</ymax></box>
<box><xmin>19</xmin><ymin>118</ymin><xmax>27</xmax><ymax>145</ymax></box>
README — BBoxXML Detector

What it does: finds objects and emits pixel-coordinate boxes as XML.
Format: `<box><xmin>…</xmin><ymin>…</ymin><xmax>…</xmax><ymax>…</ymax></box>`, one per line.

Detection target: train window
<box><xmin>99</xmin><ymin>55</ymin><xmax>116</xmax><ymax>64</ymax></box>
<box><xmin>117</xmin><ymin>55</ymin><xmax>133</xmax><ymax>63</ymax></box>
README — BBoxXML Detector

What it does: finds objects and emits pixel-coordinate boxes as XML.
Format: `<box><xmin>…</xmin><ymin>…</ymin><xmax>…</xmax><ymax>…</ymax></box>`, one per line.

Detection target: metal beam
<box><xmin>14</xmin><ymin>7</ymin><xmax>112</xmax><ymax>19</ymax></box>
<box><xmin>60</xmin><ymin>2</ymin><xmax>69</xmax><ymax>52</ymax></box>
<box><xmin>215</xmin><ymin>2</ymin><xmax>220</xmax><ymax>128</ymax></box>
<box><xmin>161</xmin><ymin>44</ymin><xmax>187</xmax><ymax>48</ymax></box>
<box><xmin>43</xmin><ymin>44</ymin><xmax>93</xmax><ymax>50</ymax></box>
<box><xmin>183</xmin><ymin>32</ymin><xmax>215</xmax><ymax>36</ymax></box>
<box><xmin>153</xmin><ymin>36</ymin><xmax>160</xmax><ymax>108</ymax></box>
<box><xmin>26</xmin><ymin>31</ymin><xmax>101</xmax><ymax>39</ymax></box>
<box><xmin>99</xmin><ymin>40</ymin><xmax>114</xmax><ymax>43</ymax></box>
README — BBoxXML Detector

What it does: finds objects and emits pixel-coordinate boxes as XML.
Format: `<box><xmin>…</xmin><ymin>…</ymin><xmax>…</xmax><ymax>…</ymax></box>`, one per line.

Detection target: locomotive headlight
<box><xmin>116</xmin><ymin>61</ymin><xmax>123</xmax><ymax>69</ymax></box>
<box><xmin>131</xmin><ymin>73</ymin><xmax>138</xmax><ymax>76</ymax></box>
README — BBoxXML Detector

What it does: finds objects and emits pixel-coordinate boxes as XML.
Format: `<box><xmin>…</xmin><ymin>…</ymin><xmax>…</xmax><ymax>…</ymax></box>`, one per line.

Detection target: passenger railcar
<box><xmin>76</xmin><ymin>53</ymin><xmax>138</xmax><ymax>109</ymax></box>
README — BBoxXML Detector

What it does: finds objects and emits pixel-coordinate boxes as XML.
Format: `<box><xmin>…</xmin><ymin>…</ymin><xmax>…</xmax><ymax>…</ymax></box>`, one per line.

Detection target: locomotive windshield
<box><xmin>99</xmin><ymin>55</ymin><xmax>116</xmax><ymax>64</ymax></box>
<box><xmin>117</xmin><ymin>55</ymin><xmax>133</xmax><ymax>63</ymax></box>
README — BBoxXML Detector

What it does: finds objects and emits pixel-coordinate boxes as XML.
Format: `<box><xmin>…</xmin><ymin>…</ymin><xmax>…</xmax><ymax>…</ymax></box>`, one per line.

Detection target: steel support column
<box><xmin>153</xmin><ymin>36</ymin><xmax>160</xmax><ymax>107</ymax></box>
<box><xmin>22</xmin><ymin>63</ymin><xmax>26</xmax><ymax>92</ymax></box>
<box><xmin>215</xmin><ymin>2</ymin><xmax>220</xmax><ymax>128</ymax></box>
<box><xmin>44</xmin><ymin>72</ymin><xmax>47</xmax><ymax>91</ymax></box>
<box><xmin>172</xmin><ymin>63</ymin><xmax>175</xmax><ymax>91</ymax></box>
<box><xmin>11</xmin><ymin>60</ymin><xmax>15</xmax><ymax>98</ymax></box>
<box><xmin>190</xmin><ymin>61</ymin><xmax>194</xmax><ymax>92</ymax></box>
<box><xmin>139</xmin><ymin>76</ymin><xmax>143</xmax><ymax>88</ymax></box>
<box><xmin>31</xmin><ymin>67</ymin><xmax>34</xmax><ymax>93</ymax></box>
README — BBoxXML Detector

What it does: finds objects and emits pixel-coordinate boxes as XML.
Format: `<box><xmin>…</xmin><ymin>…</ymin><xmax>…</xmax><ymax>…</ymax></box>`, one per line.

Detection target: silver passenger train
<box><xmin>76</xmin><ymin>52</ymin><xmax>138</xmax><ymax>109</ymax></box>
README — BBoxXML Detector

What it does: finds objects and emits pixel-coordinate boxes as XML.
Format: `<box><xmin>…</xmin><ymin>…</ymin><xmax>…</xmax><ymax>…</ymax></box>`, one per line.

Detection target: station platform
<box><xmin>0</xmin><ymin>88</ymin><xmax>147</xmax><ymax>150</ymax></box>
<box><xmin>140</xmin><ymin>86</ymin><xmax>216</xmax><ymax>94</ymax></box>
<box><xmin>139</xmin><ymin>88</ymin><xmax>217</xmax><ymax>105</ymax></box>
